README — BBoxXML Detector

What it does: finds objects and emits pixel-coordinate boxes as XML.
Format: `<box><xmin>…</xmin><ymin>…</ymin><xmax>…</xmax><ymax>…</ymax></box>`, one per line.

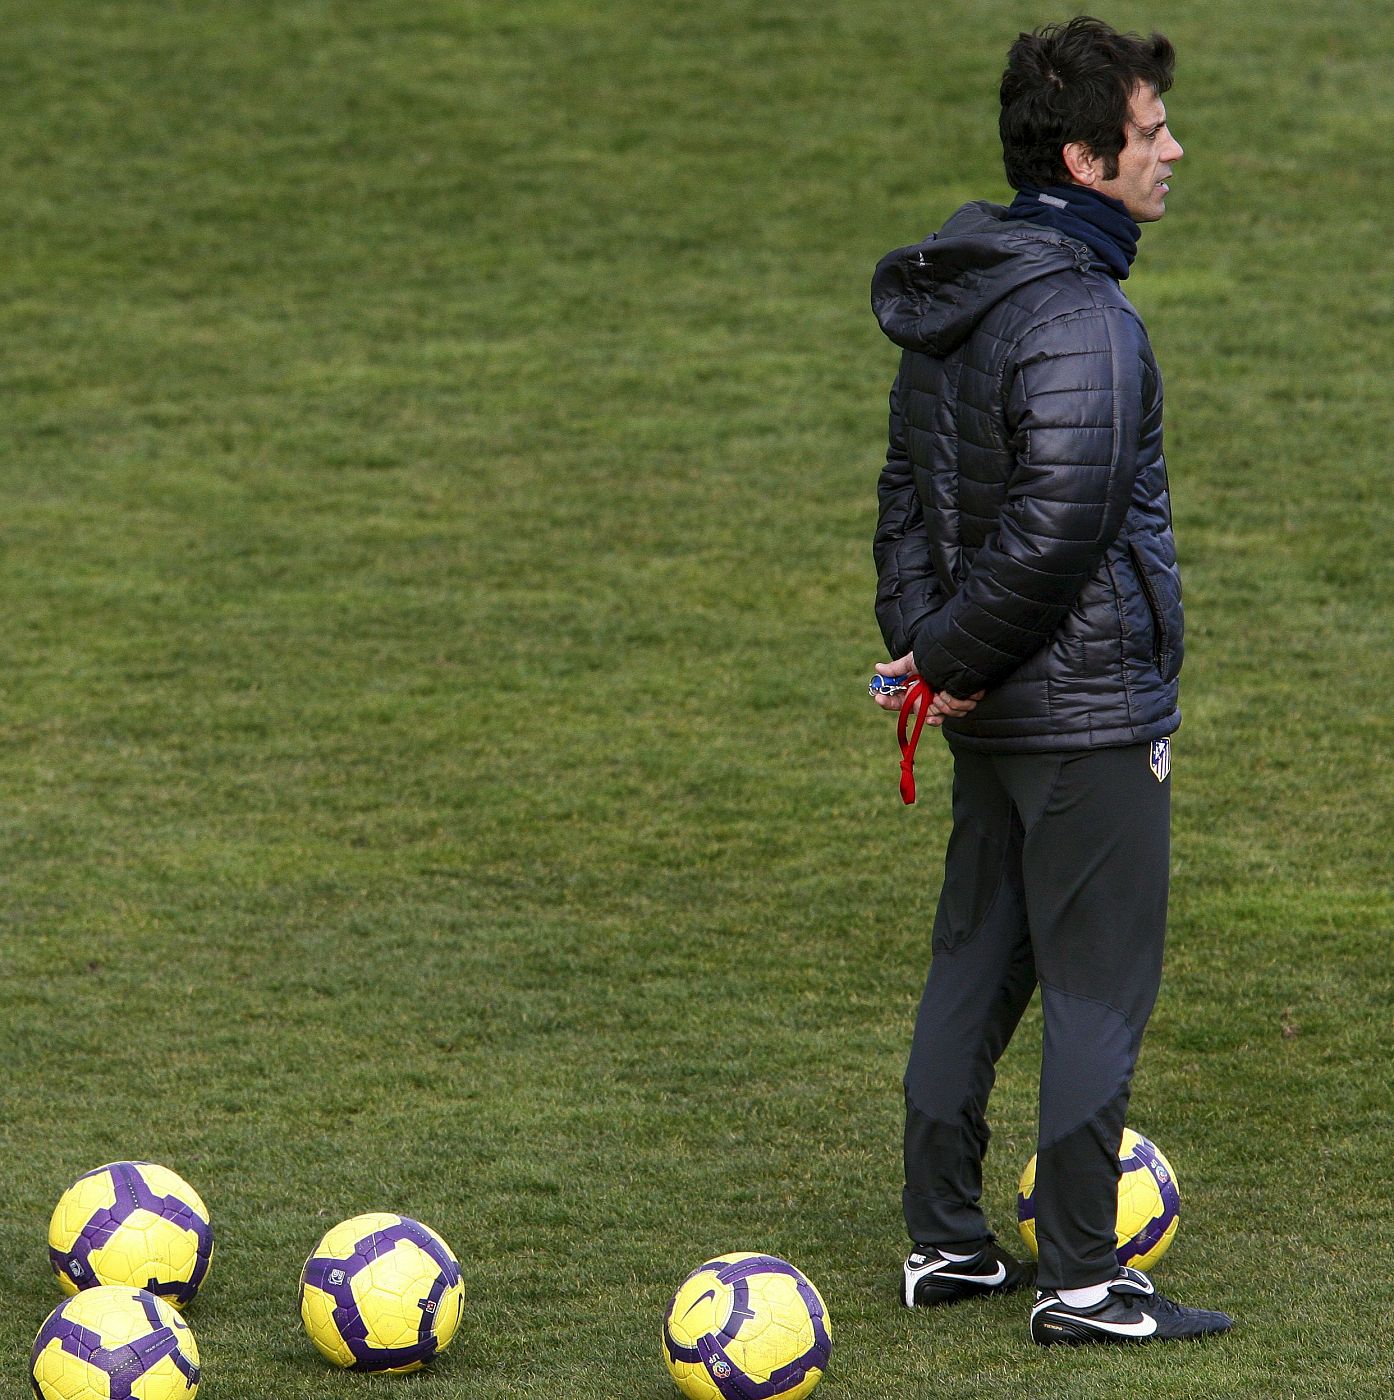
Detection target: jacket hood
<box><xmin>872</xmin><ymin>201</ymin><xmax>1090</xmax><ymax>356</ymax></box>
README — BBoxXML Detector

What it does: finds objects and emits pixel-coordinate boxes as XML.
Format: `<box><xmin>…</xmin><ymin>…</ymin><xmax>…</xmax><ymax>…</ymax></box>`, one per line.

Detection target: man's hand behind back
<box><xmin>871</xmin><ymin>653</ymin><xmax>984</xmax><ymax>725</ymax></box>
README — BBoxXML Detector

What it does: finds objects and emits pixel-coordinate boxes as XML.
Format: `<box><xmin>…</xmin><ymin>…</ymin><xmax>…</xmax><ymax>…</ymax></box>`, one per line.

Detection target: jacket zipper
<box><xmin>1128</xmin><ymin>541</ymin><xmax>1170</xmax><ymax>668</ymax></box>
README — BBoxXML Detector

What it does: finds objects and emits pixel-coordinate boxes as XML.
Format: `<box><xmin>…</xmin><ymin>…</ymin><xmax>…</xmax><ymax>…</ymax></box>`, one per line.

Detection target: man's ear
<box><xmin>1062</xmin><ymin>141</ymin><xmax>1100</xmax><ymax>188</ymax></box>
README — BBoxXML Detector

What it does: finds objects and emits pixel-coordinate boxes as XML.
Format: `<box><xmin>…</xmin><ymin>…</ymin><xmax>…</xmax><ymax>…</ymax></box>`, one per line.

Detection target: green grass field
<box><xmin>2</xmin><ymin>0</ymin><xmax>1392</xmax><ymax>1395</ymax></box>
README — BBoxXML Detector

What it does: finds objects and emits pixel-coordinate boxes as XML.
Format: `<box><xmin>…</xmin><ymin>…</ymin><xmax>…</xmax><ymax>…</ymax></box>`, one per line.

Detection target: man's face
<box><xmin>1095</xmin><ymin>85</ymin><xmax>1184</xmax><ymax>223</ymax></box>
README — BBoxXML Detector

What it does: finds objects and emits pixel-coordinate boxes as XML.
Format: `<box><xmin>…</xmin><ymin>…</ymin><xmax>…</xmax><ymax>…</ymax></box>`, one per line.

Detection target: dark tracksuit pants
<box><xmin>902</xmin><ymin>740</ymin><xmax>1170</xmax><ymax>1291</ymax></box>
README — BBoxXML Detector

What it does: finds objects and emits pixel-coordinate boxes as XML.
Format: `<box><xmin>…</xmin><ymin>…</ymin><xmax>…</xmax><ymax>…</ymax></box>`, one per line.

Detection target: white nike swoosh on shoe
<box><xmin>1037</xmin><ymin>1304</ymin><xmax>1158</xmax><ymax>1338</ymax></box>
<box><xmin>937</xmin><ymin>1262</ymin><xmax>1007</xmax><ymax>1286</ymax></box>
<box><xmin>908</xmin><ymin>1258</ymin><xmax>1007</xmax><ymax>1287</ymax></box>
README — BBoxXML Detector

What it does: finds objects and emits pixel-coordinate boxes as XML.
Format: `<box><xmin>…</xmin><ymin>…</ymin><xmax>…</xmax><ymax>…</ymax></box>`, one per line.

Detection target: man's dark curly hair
<box><xmin>999</xmin><ymin>16</ymin><xmax>1175</xmax><ymax>189</ymax></box>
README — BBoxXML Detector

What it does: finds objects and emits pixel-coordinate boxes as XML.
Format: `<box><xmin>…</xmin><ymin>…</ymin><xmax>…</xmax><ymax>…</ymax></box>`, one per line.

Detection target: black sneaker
<box><xmin>901</xmin><ymin>1240</ymin><xmax>1033</xmax><ymax>1307</ymax></box>
<box><xmin>1029</xmin><ymin>1266</ymin><xmax>1233</xmax><ymax>1345</ymax></box>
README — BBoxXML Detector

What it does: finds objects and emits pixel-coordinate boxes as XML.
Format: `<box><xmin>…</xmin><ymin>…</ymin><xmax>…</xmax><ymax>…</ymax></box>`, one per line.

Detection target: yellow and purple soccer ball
<box><xmin>1018</xmin><ymin>1128</ymin><xmax>1181</xmax><ymax>1271</ymax></box>
<box><xmin>662</xmin><ymin>1253</ymin><xmax>832</xmax><ymax>1400</ymax></box>
<box><xmin>299</xmin><ymin>1212</ymin><xmax>465</xmax><ymax>1373</ymax></box>
<box><xmin>31</xmin><ymin>1285</ymin><xmax>200</xmax><ymax>1399</ymax></box>
<box><xmin>49</xmin><ymin>1162</ymin><xmax>214</xmax><ymax>1308</ymax></box>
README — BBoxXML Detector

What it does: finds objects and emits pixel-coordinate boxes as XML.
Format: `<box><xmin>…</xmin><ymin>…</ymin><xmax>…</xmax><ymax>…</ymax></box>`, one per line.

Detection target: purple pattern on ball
<box><xmin>1021</xmin><ymin>1138</ymin><xmax>1181</xmax><ymax>1267</ymax></box>
<box><xmin>1117</xmin><ymin>1138</ymin><xmax>1181</xmax><ymax>1264</ymax></box>
<box><xmin>302</xmin><ymin>1218</ymin><xmax>460</xmax><ymax>1372</ymax></box>
<box><xmin>665</xmin><ymin>1257</ymin><xmax>831</xmax><ymax>1400</ymax></box>
<box><xmin>31</xmin><ymin>1293</ymin><xmax>200</xmax><ymax>1399</ymax></box>
<box><xmin>52</xmin><ymin>1162</ymin><xmax>213</xmax><ymax>1307</ymax></box>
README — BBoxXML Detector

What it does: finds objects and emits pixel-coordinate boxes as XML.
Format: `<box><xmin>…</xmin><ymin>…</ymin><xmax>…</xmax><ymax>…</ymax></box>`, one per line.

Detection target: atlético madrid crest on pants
<box><xmin>1150</xmin><ymin>738</ymin><xmax>1171</xmax><ymax>783</ymax></box>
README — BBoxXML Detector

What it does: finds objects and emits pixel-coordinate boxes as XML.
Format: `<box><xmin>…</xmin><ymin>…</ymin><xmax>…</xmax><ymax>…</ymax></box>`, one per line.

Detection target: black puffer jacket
<box><xmin>872</xmin><ymin>200</ymin><xmax>1182</xmax><ymax>752</ymax></box>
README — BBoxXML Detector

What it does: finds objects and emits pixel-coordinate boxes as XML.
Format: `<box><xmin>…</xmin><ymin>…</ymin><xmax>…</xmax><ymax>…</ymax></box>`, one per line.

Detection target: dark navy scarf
<box><xmin>1002</xmin><ymin>184</ymin><xmax>1140</xmax><ymax>280</ymax></box>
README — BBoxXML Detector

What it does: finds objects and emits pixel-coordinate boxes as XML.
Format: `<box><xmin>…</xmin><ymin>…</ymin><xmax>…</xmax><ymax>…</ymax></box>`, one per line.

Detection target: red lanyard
<box><xmin>896</xmin><ymin>678</ymin><xmax>936</xmax><ymax>805</ymax></box>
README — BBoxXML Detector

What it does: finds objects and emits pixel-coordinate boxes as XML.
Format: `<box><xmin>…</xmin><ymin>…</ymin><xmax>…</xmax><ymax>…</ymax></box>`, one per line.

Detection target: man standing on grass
<box><xmin>867</xmin><ymin>17</ymin><xmax>1231</xmax><ymax>1345</ymax></box>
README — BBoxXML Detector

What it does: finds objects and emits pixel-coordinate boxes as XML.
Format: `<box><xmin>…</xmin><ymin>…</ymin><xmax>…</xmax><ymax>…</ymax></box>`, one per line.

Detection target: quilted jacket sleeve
<box><xmin>911</xmin><ymin>306</ymin><xmax>1144</xmax><ymax>697</ymax></box>
<box><xmin>872</xmin><ymin>371</ymin><xmax>942</xmax><ymax>657</ymax></box>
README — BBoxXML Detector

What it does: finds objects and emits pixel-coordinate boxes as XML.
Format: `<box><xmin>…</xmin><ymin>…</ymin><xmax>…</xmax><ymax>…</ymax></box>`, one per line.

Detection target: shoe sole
<box><xmin>906</xmin><ymin>1275</ymin><xmax>1032</xmax><ymax>1308</ymax></box>
<box><xmin>1031</xmin><ymin>1317</ymin><xmax>1233</xmax><ymax>1346</ymax></box>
